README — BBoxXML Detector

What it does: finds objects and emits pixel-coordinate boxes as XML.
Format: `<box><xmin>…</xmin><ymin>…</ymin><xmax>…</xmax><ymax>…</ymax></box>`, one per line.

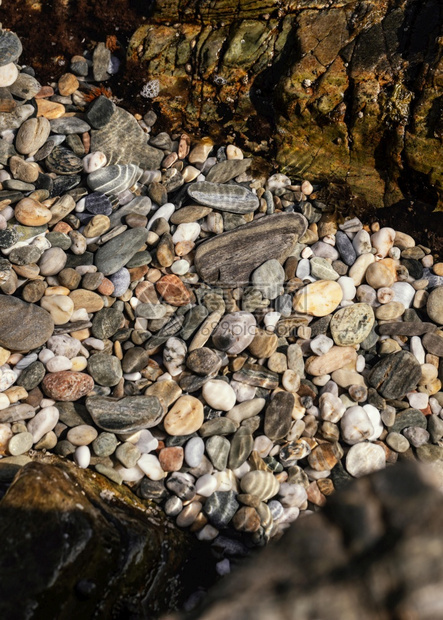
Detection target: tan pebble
<box><xmin>433</xmin><ymin>263</ymin><xmax>443</xmax><ymax>276</ymax></box>
<box><xmin>147</xmin><ymin>268</ymin><xmax>162</xmax><ymax>283</ymax></box>
<box><xmin>53</xmin><ymin>221</ymin><xmax>73</xmax><ymax>234</ymax></box>
<box><xmin>188</xmin><ymin>138</ymin><xmax>213</xmax><ymax>164</ymax></box>
<box><xmin>305</xmin><ymin>346</ymin><xmax>357</xmax><ymax>376</ymax></box>
<box><xmin>267</xmin><ymin>352</ymin><xmax>287</xmax><ymax>373</ymax></box>
<box><xmin>16</xmin><ymin>117</ymin><xmax>51</xmax><ymax>155</ymax></box>
<box><xmin>306</xmin><ymin>481</ymin><xmax>326</xmax><ymax>506</ymax></box>
<box><xmin>145</xmin><ymin>379</ymin><xmax>182</xmax><ymax>410</ymax></box>
<box><xmin>12</xmin><ymin>264</ymin><xmax>40</xmax><ymax>279</ymax></box>
<box><xmin>293</xmin><ymin>280</ymin><xmax>343</xmax><ymax>317</ymax></box>
<box><xmin>164</xmin><ymin>395</ymin><xmax>204</xmax><ymax>436</ymax></box>
<box><xmin>375</xmin><ymin>301</ymin><xmax>405</xmax><ymax>320</ymax></box>
<box><xmin>0</xmin><ymin>424</ymin><xmax>13</xmax><ymax>455</ymax></box>
<box><xmin>71</xmin><ymin>356</ymin><xmax>88</xmax><ymax>371</ymax></box>
<box><xmin>379</xmin><ymin>339</ymin><xmax>402</xmax><ymax>355</ymax></box>
<box><xmin>394</xmin><ymin>231</ymin><xmax>415</xmax><ymax>249</ymax></box>
<box><xmin>69</xmin><ymin>289</ymin><xmax>104</xmax><ymax>312</ymax></box>
<box><xmin>0</xmin><ymin>347</ymin><xmax>11</xmax><ymax>366</ymax></box>
<box><xmin>36</xmin><ymin>99</ymin><xmax>66</xmax><ymax>119</ymax></box>
<box><xmin>226</xmin><ymin>144</ymin><xmax>244</xmax><ymax>160</ymax></box>
<box><xmin>14</xmin><ymin>197</ymin><xmax>52</xmax><ymax>226</ymax></box>
<box><xmin>9</xmin><ymin>156</ymin><xmax>40</xmax><ymax>184</ymax></box>
<box><xmin>282</xmin><ymin>369</ymin><xmax>301</xmax><ymax>392</ymax></box>
<box><xmin>365</xmin><ymin>262</ymin><xmax>395</xmax><ymax>289</ymax></box>
<box><xmin>40</xmin><ymin>295</ymin><xmax>74</xmax><ymax>325</ymax></box>
<box><xmin>349</xmin><ymin>253</ymin><xmax>375</xmax><ymax>286</ymax></box>
<box><xmin>70</xmin><ymin>328</ymin><xmax>90</xmax><ymax>340</ymax></box>
<box><xmin>331</xmin><ymin>369</ymin><xmax>365</xmax><ymax>387</ymax></box>
<box><xmin>4</xmin><ymin>386</ymin><xmax>28</xmax><ymax>403</ymax></box>
<box><xmin>83</xmin><ymin>214</ymin><xmax>110</xmax><ymax>238</ymax></box>
<box><xmin>58</xmin><ymin>73</ymin><xmax>79</xmax><ymax>96</ymax></box>
<box><xmin>182</xmin><ymin>166</ymin><xmax>200</xmax><ymax>183</ymax></box>
<box><xmin>413</xmin><ymin>289</ymin><xmax>428</xmax><ymax>309</ymax></box>
<box><xmin>44</xmin><ymin>286</ymin><xmax>70</xmax><ymax>296</ymax></box>
<box><xmin>175</xmin><ymin>240</ymin><xmax>195</xmax><ymax>256</ymax></box>
<box><xmin>248</xmin><ymin>328</ymin><xmax>278</xmax><ymax>358</ymax></box>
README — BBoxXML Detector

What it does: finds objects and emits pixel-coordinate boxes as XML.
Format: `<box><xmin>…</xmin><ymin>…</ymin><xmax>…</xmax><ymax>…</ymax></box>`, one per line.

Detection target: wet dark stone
<box><xmin>228</xmin><ymin>427</ymin><xmax>254</xmax><ymax>469</ymax></box>
<box><xmin>204</xmin><ymin>490</ymin><xmax>239</xmax><ymax>528</ymax></box>
<box><xmin>85</xmin><ymin>95</ymin><xmax>115</xmax><ymax>129</ymax></box>
<box><xmin>16</xmin><ymin>361</ymin><xmax>46</xmax><ymax>391</ymax></box>
<box><xmin>264</xmin><ymin>392</ymin><xmax>294</xmax><ymax>441</ymax></box>
<box><xmin>84</xmin><ymin>192</ymin><xmax>112</xmax><ymax>216</ymax></box>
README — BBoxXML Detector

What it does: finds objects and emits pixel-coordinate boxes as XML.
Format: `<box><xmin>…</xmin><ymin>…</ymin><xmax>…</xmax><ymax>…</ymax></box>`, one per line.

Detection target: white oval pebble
<box><xmin>74</xmin><ymin>445</ymin><xmax>91</xmax><ymax>469</ymax></box>
<box><xmin>27</xmin><ymin>406</ymin><xmax>59</xmax><ymax>443</ymax></box>
<box><xmin>346</xmin><ymin>442</ymin><xmax>386</xmax><ymax>477</ymax></box>
<box><xmin>202</xmin><ymin>379</ymin><xmax>236</xmax><ymax>411</ymax></box>
<box><xmin>137</xmin><ymin>453</ymin><xmax>165</xmax><ymax>480</ymax></box>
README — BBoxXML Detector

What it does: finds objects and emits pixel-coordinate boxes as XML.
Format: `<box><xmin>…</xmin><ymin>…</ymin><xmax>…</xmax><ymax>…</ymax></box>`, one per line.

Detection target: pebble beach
<box><xmin>0</xmin><ymin>23</ymin><xmax>443</xmax><ymax>571</ymax></box>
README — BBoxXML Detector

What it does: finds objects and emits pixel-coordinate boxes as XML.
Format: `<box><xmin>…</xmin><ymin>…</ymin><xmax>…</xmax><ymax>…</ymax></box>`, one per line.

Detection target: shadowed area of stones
<box><xmin>169</xmin><ymin>462</ymin><xmax>443</xmax><ymax>620</ymax></box>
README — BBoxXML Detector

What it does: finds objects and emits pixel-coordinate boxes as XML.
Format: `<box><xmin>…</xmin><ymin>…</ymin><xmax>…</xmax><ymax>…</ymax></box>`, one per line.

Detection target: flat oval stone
<box><xmin>95</xmin><ymin>228</ymin><xmax>149</xmax><ymax>276</ymax></box>
<box><xmin>194</xmin><ymin>213</ymin><xmax>307</xmax><ymax>285</ymax></box>
<box><xmin>422</xmin><ymin>332</ymin><xmax>443</xmax><ymax>357</ymax></box>
<box><xmin>240</xmin><ymin>470</ymin><xmax>279</xmax><ymax>501</ymax></box>
<box><xmin>205</xmin><ymin>159</ymin><xmax>252</xmax><ymax>183</ymax></box>
<box><xmin>264</xmin><ymin>392</ymin><xmax>294</xmax><ymax>441</ymax></box>
<box><xmin>45</xmin><ymin>146</ymin><xmax>83</xmax><ymax>175</ymax></box>
<box><xmin>369</xmin><ymin>351</ymin><xmax>422</xmax><ymax>399</ymax></box>
<box><xmin>42</xmin><ymin>371</ymin><xmax>94</xmax><ymax>401</ymax></box>
<box><xmin>293</xmin><ymin>280</ymin><xmax>343</xmax><ymax>317</ymax></box>
<box><xmin>50</xmin><ymin>117</ymin><xmax>91</xmax><ymax>134</ymax></box>
<box><xmin>87</xmin><ymin>163</ymin><xmax>142</xmax><ymax>196</ymax></box>
<box><xmin>86</xmin><ymin>395</ymin><xmax>163</xmax><ymax>432</ymax></box>
<box><xmin>345</xmin><ymin>442</ymin><xmax>386</xmax><ymax>477</ymax></box>
<box><xmin>163</xmin><ymin>395</ymin><xmax>204</xmax><ymax>436</ymax></box>
<box><xmin>15</xmin><ymin>117</ymin><xmax>51</xmax><ymax>155</ymax></box>
<box><xmin>0</xmin><ymin>296</ymin><xmax>54</xmax><ymax>351</ymax></box>
<box><xmin>188</xmin><ymin>181</ymin><xmax>259</xmax><ymax>213</ymax></box>
<box><xmin>330</xmin><ymin>303</ymin><xmax>374</xmax><ymax>346</ymax></box>
<box><xmin>391</xmin><ymin>408</ymin><xmax>427</xmax><ymax>433</ymax></box>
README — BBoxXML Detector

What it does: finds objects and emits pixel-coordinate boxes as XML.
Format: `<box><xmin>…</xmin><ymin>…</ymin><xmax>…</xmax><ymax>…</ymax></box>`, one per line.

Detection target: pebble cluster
<box><xmin>0</xmin><ymin>27</ymin><xmax>443</xmax><ymax>560</ymax></box>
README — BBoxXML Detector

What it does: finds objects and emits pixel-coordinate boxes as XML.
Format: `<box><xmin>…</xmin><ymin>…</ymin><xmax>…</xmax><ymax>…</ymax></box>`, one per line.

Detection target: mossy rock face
<box><xmin>126</xmin><ymin>0</ymin><xmax>443</xmax><ymax>210</ymax></box>
<box><xmin>0</xmin><ymin>455</ymin><xmax>213</xmax><ymax>618</ymax></box>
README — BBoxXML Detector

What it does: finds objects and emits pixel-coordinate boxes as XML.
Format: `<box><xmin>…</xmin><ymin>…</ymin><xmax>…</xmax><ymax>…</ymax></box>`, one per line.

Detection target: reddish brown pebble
<box><xmin>128</xmin><ymin>265</ymin><xmax>149</xmax><ymax>282</ymax></box>
<box><xmin>158</xmin><ymin>447</ymin><xmax>184</xmax><ymax>472</ymax></box>
<box><xmin>53</xmin><ymin>221</ymin><xmax>72</xmax><ymax>234</ymax></box>
<box><xmin>155</xmin><ymin>274</ymin><xmax>191</xmax><ymax>306</ymax></box>
<box><xmin>306</xmin><ymin>481</ymin><xmax>326</xmax><ymax>507</ymax></box>
<box><xmin>97</xmin><ymin>278</ymin><xmax>115</xmax><ymax>296</ymax></box>
<box><xmin>24</xmin><ymin>386</ymin><xmax>44</xmax><ymax>408</ymax></box>
<box><xmin>42</xmin><ymin>371</ymin><xmax>94</xmax><ymax>401</ymax></box>
<box><xmin>34</xmin><ymin>86</ymin><xmax>54</xmax><ymax>98</ymax></box>
<box><xmin>82</xmin><ymin>131</ymin><xmax>90</xmax><ymax>154</ymax></box>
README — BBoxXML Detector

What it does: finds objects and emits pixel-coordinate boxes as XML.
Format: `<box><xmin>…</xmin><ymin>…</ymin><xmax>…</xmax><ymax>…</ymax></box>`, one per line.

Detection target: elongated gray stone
<box><xmin>194</xmin><ymin>213</ymin><xmax>307</xmax><ymax>285</ymax></box>
<box><xmin>50</xmin><ymin>117</ymin><xmax>91</xmax><ymax>134</ymax></box>
<box><xmin>87</xmin><ymin>164</ymin><xmax>142</xmax><ymax>196</ymax></box>
<box><xmin>94</xmin><ymin>228</ymin><xmax>149</xmax><ymax>275</ymax></box>
<box><xmin>205</xmin><ymin>159</ymin><xmax>252</xmax><ymax>183</ymax></box>
<box><xmin>86</xmin><ymin>395</ymin><xmax>163</xmax><ymax>432</ymax></box>
<box><xmin>228</xmin><ymin>427</ymin><xmax>254</xmax><ymax>469</ymax></box>
<box><xmin>422</xmin><ymin>332</ymin><xmax>443</xmax><ymax>357</ymax></box>
<box><xmin>90</xmin><ymin>106</ymin><xmax>164</xmax><ymax>168</ymax></box>
<box><xmin>368</xmin><ymin>351</ymin><xmax>422</xmax><ymax>399</ymax></box>
<box><xmin>188</xmin><ymin>181</ymin><xmax>259</xmax><ymax>213</ymax></box>
<box><xmin>378</xmin><ymin>322</ymin><xmax>436</xmax><ymax>336</ymax></box>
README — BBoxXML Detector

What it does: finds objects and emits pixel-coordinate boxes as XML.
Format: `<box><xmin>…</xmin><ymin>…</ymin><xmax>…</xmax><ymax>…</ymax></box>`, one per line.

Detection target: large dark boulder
<box><xmin>0</xmin><ymin>456</ymin><xmax>214</xmax><ymax>619</ymax></box>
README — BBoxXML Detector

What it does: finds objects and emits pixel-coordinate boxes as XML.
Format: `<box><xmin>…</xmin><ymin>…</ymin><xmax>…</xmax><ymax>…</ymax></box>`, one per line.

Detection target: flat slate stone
<box><xmin>264</xmin><ymin>392</ymin><xmax>294</xmax><ymax>440</ymax></box>
<box><xmin>205</xmin><ymin>159</ymin><xmax>252</xmax><ymax>183</ymax></box>
<box><xmin>86</xmin><ymin>395</ymin><xmax>163</xmax><ymax>432</ymax></box>
<box><xmin>422</xmin><ymin>332</ymin><xmax>443</xmax><ymax>357</ymax></box>
<box><xmin>368</xmin><ymin>351</ymin><xmax>422</xmax><ymax>399</ymax></box>
<box><xmin>0</xmin><ymin>296</ymin><xmax>54</xmax><ymax>351</ymax></box>
<box><xmin>378</xmin><ymin>322</ymin><xmax>436</xmax><ymax>336</ymax></box>
<box><xmin>187</xmin><ymin>181</ymin><xmax>259</xmax><ymax>213</ymax></box>
<box><xmin>391</xmin><ymin>408</ymin><xmax>427</xmax><ymax>433</ymax></box>
<box><xmin>90</xmin><ymin>106</ymin><xmax>164</xmax><ymax>168</ymax></box>
<box><xmin>194</xmin><ymin>213</ymin><xmax>307</xmax><ymax>285</ymax></box>
<box><xmin>94</xmin><ymin>228</ymin><xmax>149</xmax><ymax>276</ymax></box>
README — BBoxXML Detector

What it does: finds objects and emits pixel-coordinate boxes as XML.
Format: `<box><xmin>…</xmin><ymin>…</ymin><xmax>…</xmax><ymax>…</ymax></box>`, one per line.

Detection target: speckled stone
<box><xmin>0</xmin><ymin>296</ymin><xmax>54</xmax><ymax>351</ymax></box>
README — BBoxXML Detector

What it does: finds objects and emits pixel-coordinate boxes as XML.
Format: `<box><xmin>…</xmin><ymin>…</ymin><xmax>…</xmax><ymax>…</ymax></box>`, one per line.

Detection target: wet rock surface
<box><xmin>0</xmin><ymin>455</ymin><xmax>215</xmax><ymax>619</ymax></box>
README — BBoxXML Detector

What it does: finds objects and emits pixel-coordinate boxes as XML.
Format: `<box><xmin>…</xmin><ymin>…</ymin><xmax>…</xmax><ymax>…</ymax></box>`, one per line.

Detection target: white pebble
<box><xmin>310</xmin><ymin>334</ymin><xmax>333</xmax><ymax>356</ymax></box>
<box><xmin>352</xmin><ymin>229</ymin><xmax>372</xmax><ymax>255</ymax></box>
<box><xmin>83</xmin><ymin>151</ymin><xmax>107</xmax><ymax>173</ymax></box>
<box><xmin>137</xmin><ymin>453</ymin><xmax>165</xmax><ymax>480</ymax></box>
<box><xmin>27</xmin><ymin>406</ymin><xmax>59</xmax><ymax>443</ymax></box>
<box><xmin>46</xmin><ymin>355</ymin><xmax>72</xmax><ymax>373</ymax></box>
<box><xmin>147</xmin><ymin>202</ymin><xmax>175</xmax><ymax>229</ymax></box>
<box><xmin>0</xmin><ymin>62</ymin><xmax>18</xmax><ymax>87</ymax></box>
<box><xmin>340</xmin><ymin>406</ymin><xmax>374</xmax><ymax>445</ymax></box>
<box><xmin>195</xmin><ymin>474</ymin><xmax>218</xmax><ymax>497</ymax></box>
<box><xmin>39</xmin><ymin>348</ymin><xmax>55</xmax><ymax>364</ymax></box>
<box><xmin>338</xmin><ymin>276</ymin><xmax>356</xmax><ymax>301</ymax></box>
<box><xmin>363</xmin><ymin>404</ymin><xmax>383</xmax><ymax>441</ymax></box>
<box><xmin>185</xmin><ymin>436</ymin><xmax>205</xmax><ymax>467</ymax></box>
<box><xmin>171</xmin><ymin>259</ymin><xmax>190</xmax><ymax>275</ymax></box>
<box><xmin>391</xmin><ymin>281</ymin><xmax>415</xmax><ymax>308</ymax></box>
<box><xmin>172</xmin><ymin>222</ymin><xmax>200</xmax><ymax>243</ymax></box>
<box><xmin>407</xmin><ymin>392</ymin><xmax>429</xmax><ymax>410</ymax></box>
<box><xmin>410</xmin><ymin>336</ymin><xmax>425</xmax><ymax>364</ymax></box>
<box><xmin>371</xmin><ymin>227</ymin><xmax>395</xmax><ymax>258</ymax></box>
<box><xmin>202</xmin><ymin>379</ymin><xmax>236</xmax><ymax>411</ymax></box>
<box><xmin>74</xmin><ymin>445</ymin><xmax>91</xmax><ymax>468</ymax></box>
